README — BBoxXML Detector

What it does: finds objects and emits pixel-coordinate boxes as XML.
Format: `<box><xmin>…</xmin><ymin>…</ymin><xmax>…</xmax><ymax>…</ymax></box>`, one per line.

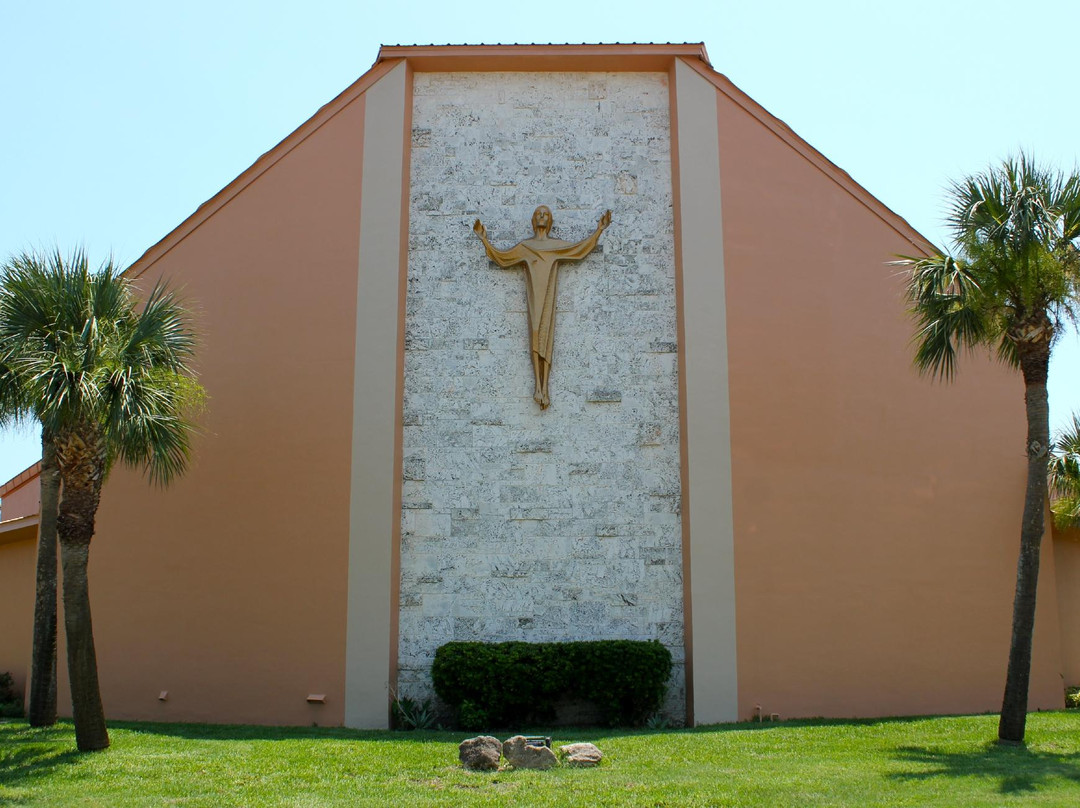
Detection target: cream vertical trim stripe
<box><xmin>673</xmin><ymin>57</ymin><xmax>739</xmax><ymax>724</ymax></box>
<box><xmin>345</xmin><ymin>60</ymin><xmax>408</xmax><ymax>729</ymax></box>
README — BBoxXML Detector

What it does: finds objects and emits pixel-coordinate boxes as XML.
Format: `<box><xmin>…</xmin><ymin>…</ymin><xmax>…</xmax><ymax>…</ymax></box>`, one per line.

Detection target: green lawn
<box><xmin>2</xmin><ymin>713</ymin><xmax>1079</xmax><ymax>806</ymax></box>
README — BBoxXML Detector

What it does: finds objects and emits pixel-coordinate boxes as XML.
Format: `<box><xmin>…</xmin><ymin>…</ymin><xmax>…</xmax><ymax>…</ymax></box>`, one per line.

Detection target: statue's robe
<box><xmin>481</xmin><ymin>230</ymin><xmax>603</xmax><ymax>363</ymax></box>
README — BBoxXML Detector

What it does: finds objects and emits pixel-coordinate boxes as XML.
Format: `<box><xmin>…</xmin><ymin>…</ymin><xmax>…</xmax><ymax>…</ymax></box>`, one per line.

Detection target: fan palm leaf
<box><xmin>1050</xmin><ymin>415</ymin><xmax>1080</xmax><ymax>530</ymax></box>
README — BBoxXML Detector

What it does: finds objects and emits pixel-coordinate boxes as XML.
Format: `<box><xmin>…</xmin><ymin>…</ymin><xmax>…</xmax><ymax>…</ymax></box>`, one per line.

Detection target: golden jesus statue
<box><xmin>474</xmin><ymin>205</ymin><xmax>612</xmax><ymax>409</ymax></box>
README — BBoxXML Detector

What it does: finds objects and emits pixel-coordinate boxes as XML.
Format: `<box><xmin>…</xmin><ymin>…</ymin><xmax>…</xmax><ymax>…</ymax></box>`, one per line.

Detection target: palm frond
<box><xmin>900</xmin><ymin>253</ymin><xmax>990</xmax><ymax>380</ymax></box>
<box><xmin>1057</xmin><ymin>172</ymin><xmax>1080</xmax><ymax>242</ymax></box>
<box><xmin>1051</xmin><ymin>414</ymin><xmax>1080</xmax><ymax>530</ymax></box>
<box><xmin>0</xmin><ymin>248</ymin><xmax>204</xmax><ymax>487</ymax></box>
<box><xmin>0</xmin><ymin>360</ymin><xmax>28</xmax><ymax>429</ymax></box>
<box><xmin>122</xmin><ymin>281</ymin><xmax>198</xmax><ymax>372</ymax></box>
<box><xmin>905</xmin><ymin>154</ymin><xmax>1080</xmax><ymax>380</ymax></box>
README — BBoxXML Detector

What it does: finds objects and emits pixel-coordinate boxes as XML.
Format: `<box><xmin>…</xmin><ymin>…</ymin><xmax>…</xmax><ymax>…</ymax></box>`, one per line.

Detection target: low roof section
<box><xmin>0</xmin><ymin>462</ymin><xmax>41</xmax><ymax>545</ymax></box>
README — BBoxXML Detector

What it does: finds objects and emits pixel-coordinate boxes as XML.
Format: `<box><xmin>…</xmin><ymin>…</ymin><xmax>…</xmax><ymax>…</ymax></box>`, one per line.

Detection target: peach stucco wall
<box><xmin>1055</xmin><ymin>529</ymin><xmax>1080</xmax><ymax>686</ymax></box>
<box><xmin>0</xmin><ymin>539</ymin><xmax>34</xmax><ymax>703</ymax></box>
<box><xmin>715</xmin><ymin>83</ymin><xmax>1064</xmax><ymax>719</ymax></box>
<box><xmin>50</xmin><ymin>91</ymin><xmax>368</xmax><ymax>726</ymax></box>
<box><xmin>1</xmin><ymin>476</ymin><xmax>39</xmax><ymax>522</ymax></box>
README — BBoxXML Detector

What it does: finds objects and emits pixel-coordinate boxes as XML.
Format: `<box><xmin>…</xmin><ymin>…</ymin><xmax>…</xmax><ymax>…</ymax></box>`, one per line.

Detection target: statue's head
<box><xmin>531</xmin><ymin>205</ymin><xmax>553</xmax><ymax>235</ymax></box>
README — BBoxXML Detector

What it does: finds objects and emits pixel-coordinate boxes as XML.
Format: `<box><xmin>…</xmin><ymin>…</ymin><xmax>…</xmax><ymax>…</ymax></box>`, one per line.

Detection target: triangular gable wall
<box><xmin>709</xmin><ymin>59</ymin><xmax>1065</xmax><ymax>718</ymax></box>
<box><xmin>67</xmin><ymin>57</ymin><xmax>398</xmax><ymax>727</ymax></box>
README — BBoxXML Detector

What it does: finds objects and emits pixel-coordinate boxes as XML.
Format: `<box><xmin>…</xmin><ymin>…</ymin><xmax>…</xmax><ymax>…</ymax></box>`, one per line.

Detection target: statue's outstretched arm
<box><xmin>553</xmin><ymin>210</ymin><xmax>612</xmax><ymax>261</ymax></box>
<box><xmin>473</xmin><ymin>219</ymin><xmax>523</xmax><ymax>268</ymax></box>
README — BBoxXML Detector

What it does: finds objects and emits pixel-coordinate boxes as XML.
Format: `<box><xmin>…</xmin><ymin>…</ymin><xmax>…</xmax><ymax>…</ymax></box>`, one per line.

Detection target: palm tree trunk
<box><xmin>56</xmin><ymin>432</ymin><xmax>109</xmax><ymax>752</ymax></box>
<box><xmin>27</xmin><ymin>435</ymin><xmax>60</xmax><ymax>727</ymax></box>
<box><xmin>59</xmin><ymin>536</ymin><xmax>109</xmax><ymax>751</ymax></box>
<box><xmin>998</xmin><ymin>344</ymin><xmax>1051</xmax><ymax>744</ymax></box>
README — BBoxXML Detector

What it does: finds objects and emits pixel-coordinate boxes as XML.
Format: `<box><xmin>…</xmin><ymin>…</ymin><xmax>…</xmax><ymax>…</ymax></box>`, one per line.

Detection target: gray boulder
<box><xmin>502</xmin><ymin>735</ymin><xmax>558</xmax><ymax>770</ymax></box>
<box><xmin>458</xmin><ymin>735</ymin><xmax>502</xmax><ymax>771</ymax></box>
<box><xmin>559</xmin><ymin>742</ymin><xmax>603</xmax><ymax>767</ymax></box>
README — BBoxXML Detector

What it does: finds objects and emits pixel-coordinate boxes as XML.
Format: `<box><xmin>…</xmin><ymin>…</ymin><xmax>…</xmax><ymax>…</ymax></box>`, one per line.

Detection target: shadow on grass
<box><xmin>108</xmin><ymin>712</ymin><xmax>969</xmax><ymax>744</ymax></box>
<box><xmin>11</xmin><ymin>712</ymin><xmax>1072</xmax><ymax>748</ymax></box>
<box><xmin>0</xmin><ymin>733</ymin><xmax>82</xmax><ymax>792</ymax></box>
<box><xmin>891</xmin><ymin>743</ymin><xmax>1080</xmax><ymax>795</ymax></box>
<box><xmin>109</xmin><ymin>720</ymin><xmax>423</xmax><ymax>743</ymax></box>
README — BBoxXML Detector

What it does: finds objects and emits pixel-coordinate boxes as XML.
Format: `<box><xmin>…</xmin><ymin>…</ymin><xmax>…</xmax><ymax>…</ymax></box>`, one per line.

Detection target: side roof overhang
<box><xmin>0</xmin><ymin>514</ymin><xmax>38</xmax><ymax>546</ymax></box>
<box><xmin>0</xmin><ymin>463</ymin><xmax>41</xmax><ymax>546</ymax></box>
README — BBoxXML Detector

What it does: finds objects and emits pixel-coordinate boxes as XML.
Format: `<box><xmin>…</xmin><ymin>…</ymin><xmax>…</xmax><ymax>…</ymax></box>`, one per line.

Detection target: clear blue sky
<box><xmin>1</xmin><ymin>0</ymin><xmax>1078</xmax><ymax>483</ymax></box>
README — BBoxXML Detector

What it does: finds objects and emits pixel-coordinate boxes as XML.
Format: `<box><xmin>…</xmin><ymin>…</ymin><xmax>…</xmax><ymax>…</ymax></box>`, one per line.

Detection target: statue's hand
<box><xmin>598</xmin><ymin>210</ymin><xmax>612</xmax><ymax>231</ymax></box>
<box><xmin>473</xmin><ymin>219</ymin><xmax>487</xmax><ymax>240</ymax></box>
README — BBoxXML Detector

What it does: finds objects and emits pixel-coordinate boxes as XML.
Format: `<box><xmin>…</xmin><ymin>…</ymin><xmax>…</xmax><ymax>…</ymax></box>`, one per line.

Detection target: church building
<box><xmin>1</xmin><ymin>43</ymin><xmax>1077</xmax><ymax>728</ymax></box>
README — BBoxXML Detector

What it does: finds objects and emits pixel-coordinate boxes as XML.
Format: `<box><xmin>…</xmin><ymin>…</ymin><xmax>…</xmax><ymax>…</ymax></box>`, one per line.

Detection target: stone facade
<box><xmin>399</xmin><ymin>72</ymin><xmax>684</xmax><ymax>718</ymax></box>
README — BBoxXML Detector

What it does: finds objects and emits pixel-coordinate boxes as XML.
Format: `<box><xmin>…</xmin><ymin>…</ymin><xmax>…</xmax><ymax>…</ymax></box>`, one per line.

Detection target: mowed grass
<box><xmin>2</xmin><ymin>712</ymin><xmax>1080</xmax><ymax>806</ymax></box>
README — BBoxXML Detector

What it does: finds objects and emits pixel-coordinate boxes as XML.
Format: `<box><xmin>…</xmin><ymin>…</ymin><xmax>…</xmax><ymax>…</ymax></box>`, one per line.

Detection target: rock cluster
<box><xmin>559</xmin><ymin>742</ymin><xmax>603</xmax><ymax>767</ymax></box>
<box><xmin>458</xmin><ymin>735</ymin><xmax>604</xmax><ymax>771</ymax></box>
<box><xmin>502</xmin><ymin>735</ymin><xmax>558</xmax><ymax>770</ymax></box>
<box><xmin>458</xmin><ymin>736</ymin><xmax>502</xmax><ymax>771</ymax></box>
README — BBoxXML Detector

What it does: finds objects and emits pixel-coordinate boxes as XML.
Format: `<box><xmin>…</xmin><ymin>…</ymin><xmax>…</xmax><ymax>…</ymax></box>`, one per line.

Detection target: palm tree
<box><xmin>0</xmin><ymin>250</ymin><xmax>202</xmax><ymax>751</ymax></box>
<box><xmin>0</xmin><ymin>344</ymin><xmax>61</xmax><ymax>728</ymax></box>
<box><xmin>900</xmin><ymin>155</ymin><xmax>1080</xmax><ymax>743</ymax></box>
<box><xmin>1050</xmin><ymin>415</ymin><xmax>1080</xmax><ymax>529</ymax></box>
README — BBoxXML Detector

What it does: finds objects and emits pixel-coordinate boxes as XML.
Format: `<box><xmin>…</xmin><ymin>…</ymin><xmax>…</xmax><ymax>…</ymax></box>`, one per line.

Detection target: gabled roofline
<box><xmin>122</xmin><ymin>43</ymin><xmax>933</xmax><ymax>285</ymax></box>
<box><xmin>125</xmin><ymin>57</ymin><xmax>401</xmax><ymax>280</ymax></box>
<box><xmin>124</xmin><ymin>44</ymin><xmax>711</xmax><ymax>281</ymax></box>
<box><xmin>0</xmin><ymin>461</ymin><xmax>41</xmax><ymax>499</ymax></box>
<box><xmin>377</xmin><ymin>42</ymin><xmax>710</xmax><ymax>72</ymax></box>
<box><xmin>678</xmin><ymin>57</ymin><xmax>938</xmax><ymax>256</ymax></box>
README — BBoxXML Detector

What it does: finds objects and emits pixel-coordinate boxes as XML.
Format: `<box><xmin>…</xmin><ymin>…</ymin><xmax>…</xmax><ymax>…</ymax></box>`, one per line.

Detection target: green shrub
<box><xmin>0</xmin><ymin>703</ymin><xmax>22</xmax><ymax>719</ymax></box>
<box><xmin>1066</xmin><ymin>687</ymin><xmax>1080</xmax><ymax>709</ymax></box>
<box><xmin>432</xmin><ymin>640</ymin><xmax>672</xmax><ymax>728</ymax></box>
<box><xmin>0</xmin><ymin>673</ymin><xmax>15</xmax><ymax>703</ymax></box>
<box><xmin>458</xmin><ymin>700</ymin><xmax>489</xmax><ymax>731</ymax></box>
<box><xmin>0</xmin><ymin>672</ymin><xmax>21</xmax><ymax>718</ymax></box>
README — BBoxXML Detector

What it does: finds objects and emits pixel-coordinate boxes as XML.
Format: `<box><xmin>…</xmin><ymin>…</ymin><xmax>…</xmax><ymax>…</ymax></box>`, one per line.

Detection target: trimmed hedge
<box><xmin>0</xmin><ymin>672</ymin><xmax>22</xmax><ymax>719</ymax></box>
<box><xmin>432</xmin><ymin>639</ymin><xmax>672</xmax><ymax>729</ymax></box>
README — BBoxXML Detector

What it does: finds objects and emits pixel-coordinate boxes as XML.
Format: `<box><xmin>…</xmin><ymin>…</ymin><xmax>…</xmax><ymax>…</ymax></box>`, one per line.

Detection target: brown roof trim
<box><xmin>0</xmin><ymin>461</ymin><xmax>41</xmax><ymax>498</ymax></box>
<box><xmin>679</xmin><ymin>57</ymin><xmax>938</xmax><ymax>256</ymax></box>
<box><xmin>124</xmin><ymin>44</ymin><xmax>708</xmax><ymax>281</ymax></box>
<box><xmin>125</xmin><ymin>58</ymin><xmax>401</xmax><ymax>280</ymax></box>
<box><xmin>0</xmin><ymin>514</ymin><xmax>39</xmax><ymax>532</ymax></box>
<box><xmin>378</xmin><ymin>43</ymin><xmax>710</xmax><ymax>72</ymax></box>
<box><xmin>121</xmin><ymin>43</ymin><xmax>931</xmax><ymax>286</ymax></box>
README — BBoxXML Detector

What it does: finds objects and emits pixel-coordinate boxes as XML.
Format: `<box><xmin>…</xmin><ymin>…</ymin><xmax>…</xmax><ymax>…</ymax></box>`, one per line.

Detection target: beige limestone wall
<box><xmin>400</xmin><ymin>71</ymin><xmax>685</xmax><ymax>718</ymax></box>
<box><xmin>671</xmin><ymin>57</ymin><xmax>739</xmax><ymax>725</ymax></box>
<box><xmin>345</xmin><ymin>59</ymin><xmax>410</xmax><ymax>729</ymax></box>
